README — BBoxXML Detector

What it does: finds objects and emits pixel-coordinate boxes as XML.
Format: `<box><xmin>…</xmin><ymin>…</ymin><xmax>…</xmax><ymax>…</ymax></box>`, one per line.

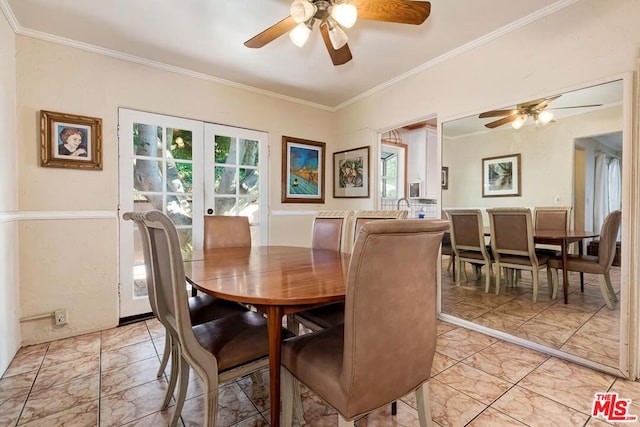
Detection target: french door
<box><xmin>118</xmin><ymin>109</ymin><xmax>268</xmax><ymax>318</ymax></box>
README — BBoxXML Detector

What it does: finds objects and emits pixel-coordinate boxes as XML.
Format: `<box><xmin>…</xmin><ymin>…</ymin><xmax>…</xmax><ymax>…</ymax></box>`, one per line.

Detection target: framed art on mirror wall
<box><xmin>282</xmin><ymin>136</ymin><xmax>325</xmax><ymax>203</ymax></box>
<box><xmin>333</xmin><ymin>145</ymin><xmax>369</xmax><ymax>198</ymax></box>
<box><xmin>40</xmin><ymin>110</ymin><xmax>103</xmax><ymax>170</ymax></box>
<box><xmin>482</xmin><ymin>153</ymin><xmax>521</xmax><ymax>197</ymax></box>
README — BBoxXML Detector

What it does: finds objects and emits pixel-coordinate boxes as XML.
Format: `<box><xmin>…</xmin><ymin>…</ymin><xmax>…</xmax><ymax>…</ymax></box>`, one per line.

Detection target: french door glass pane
<box><xmin>240</xmin><ymin>168</ymin><xmax>259</xmax><ymax>196</ymax></box>
<box><xmin>239</xmin><ymin>139</ymin><xmax>259</xmax><ymax>166</ymax></box>
<box><xmin>215</xmin><ymin>166</ymin><xmax>237</xmax><ymax>194</ymax></box>
<box><xmin>214</xmin><ymin>197</ymin><xmax>238</xmax><ymax>215</ymax></box>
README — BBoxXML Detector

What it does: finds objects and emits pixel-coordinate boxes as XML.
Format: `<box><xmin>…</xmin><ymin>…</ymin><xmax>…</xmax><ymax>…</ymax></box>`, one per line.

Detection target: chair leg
<box><xmin>546</xmin><ymin>268</ymin><xmax>553</xmax><ymax>297</ymax></box>
<box><xmin>338</xmin><ymin>416</ymin><xmax>355</xmax><ymax>427</ymax></box>
<box><xmin>484</xmin><ymin>264</ymin><xmax>492</xmax><ymax>293</ymax></box>
<box><xmin>169</xmin><ymin>355</ymin><xmax>190</xmax><ymax>427</ymax></box>
<box><xmin>532</xmin><ymin>269</ymin><xmax>539</xmax><ymax>303</ymax></box>
<box><xmin>455</xmin><ymin>257</ymin><xmax>462</xmax><ymax>286</ymax></box>
<box><xmin>604</xmin><ymin>272</ymin><xmax>618</xmax><ymax>302</ymax></box>
<box><xmin>286</xmin><ymin>315</ymin><xmax>300</xmax><ymax>335</ymax></box>
<box><xmin>162</xmin><ymin>337</ymin><xmax>180</xmax><ymax>410</ymax></box>
<box><xmin>415</xmin><ymin>381</ymin><xmax>434</xmax><ymax>427</ymax></box>
<box><xmin>281</xmin><ymin>369</ymin><xmax>294</xmax><ymax>427</ymax></box>
<box><xmin>157</xmin><ymin>331</ymin><xmax>171</xmax><ymax>378</ymax></box>
<box><xmin>598</xmin><ymin>275</ymin><xmax>615</xmax><ymax>310</ymax></box>
<box><xmin>550</xmin><ymin>268</ymin><xmax>559</xmax><ymax>300</ymax></box>
<box><xmin>495</xmin><ymin>263</ymin><xmax>502</xmax><ymax>295</ymax></box>
<box><xmin>203</xmin><ymin>370</ymin><xmax>220</xmax><ymax>427</ymax></box>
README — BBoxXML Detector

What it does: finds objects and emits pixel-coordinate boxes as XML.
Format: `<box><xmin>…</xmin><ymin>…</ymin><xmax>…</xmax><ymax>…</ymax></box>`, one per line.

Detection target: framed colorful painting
<box><xmin>281</xmin><ymin>136</ymin><xmax>325</xmax><ymax>203</ymax></box>
<box><xmin>333</xmin><ymin>145</ymin><xmax>370</xmax><ymax>198</ymax></box>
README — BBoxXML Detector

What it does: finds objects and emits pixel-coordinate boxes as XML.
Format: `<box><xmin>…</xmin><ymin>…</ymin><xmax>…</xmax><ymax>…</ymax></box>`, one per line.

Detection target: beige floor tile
<box><xmin>236</xmin><ymin>369</ymin><xmax>269</xmax><ymax>412</ymax></box>
<box><xmin>100</xmin><ymin>379</ymin><xmax>172</xmax><ymax>427</ymax></box>
<box><xmin>122</xmin><ymin>409</ymin><xmax>183</xmax><ymax>426</ymax></box>
<box><xmin>144</xmin><ymin>317</ymin><xmax>164</xmax><ymax>338</ymax></box>
<box><xmin>18</xmin><ymin>374</ymin><xmax>99</xmax><ymax>425</ymax></box>
<box><xmin>101</xmin><ymin>322</ymin><xmax>151</xmax><ymax>351</ymax></box>
<box><xmin>356</xmin><ymin>399</ymin><xmax>421</xmax><ymax>426</ymax></box>
<box><xmin>436</xmin><ymin>328</ymin><xmax>497</xmax><ymax>361</ymax></box>
<box><xmin>511</xmin><ymin>318</ymin><xmax>576</xmax><ymax>348</ymax></box>
<box><xmin>462</xmin><ymin>341</ymin><xmax>549</xmax><ymax>383</ymax></box>
<box><xmin>518</xmin><ymin>357</ymin><xmax>616</xmax><ymax>414</ymax></box>
<box><xmin>179</xmin><ymin>382</ymin><xmax>261</xmax><ymax>427</ymax></box>
<box><xmin>101</xmin><ymin>340</ymin><xmax>158</xmax><ymax>371</ymax></box>
<box><xmin>472</xmin><ymin>310</ymin><xmax>527</xmax><ymax>333</ymax></box>
<box><xmin>492</xmin><ymin>386</ymin><xmax>589</xmax><ymax>426</ymax></box>
<box><xmin>466</xmin><ymin>407</ymin><xmax>527</xmax><ymax>426</ymax></box>
<box><xmin>0</xmin><ymin>393</ymin><xmax>28</xmax><ymax>427</ymax></box>
<box><xmin>0</xmin><ymin>370</ymin><xmax>36</xmax><ymax>403</ymax></box>
<box><xmin>42</xmin><ymin>332</ymin><xmax>101</xmax><ymax>366</ymax></box>
<box><xmin>101</xmin><ymin>357</ymin><xmax>162</xmax><ymax>397</ymax></box>
<box><xmin>19</xmin><ymin>400</ymin><xmax>97</xmax><ymax>427</ymax></box>
<box><xmin>435</xmin><ymin>363</ymin><xmax>512</xmax><ymax>405</ymax></box>
<box><xmin>2</xmin><ymin>343</ymin><xmax>48</xmax><ymax>378</ymax></box>
<box><xmin>31</xmin><ymin>354</ymin><xmax>99</xmax><ymax>392</ymax></box>
<box><xmin>429</xmin><ymin>378</ymin><xmax>486</xmax><ymax>426</ymax></box>
<box><xmin>431</xmin><ymin>352</ymin><xmax>458</xmax><ymax>376</ymax></box>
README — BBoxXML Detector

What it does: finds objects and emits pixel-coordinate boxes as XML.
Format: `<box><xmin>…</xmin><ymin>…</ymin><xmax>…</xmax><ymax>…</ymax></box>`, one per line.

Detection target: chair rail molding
<box><xmin>0</xmin><ymin>210</ymin><xmax>117</xmax><ymax>222</ymax></box>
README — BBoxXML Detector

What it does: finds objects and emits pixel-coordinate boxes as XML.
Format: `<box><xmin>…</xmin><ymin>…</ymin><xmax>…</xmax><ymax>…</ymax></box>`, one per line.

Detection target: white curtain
<box><xmin>593</xmin><ymin>152</ymin><xmax>609</xmax><ymax>234</ymax></box>
<box><xmin>609</xmin><ymin>157</ymin><xmax>621</xmax><ymax>212</ymax></box>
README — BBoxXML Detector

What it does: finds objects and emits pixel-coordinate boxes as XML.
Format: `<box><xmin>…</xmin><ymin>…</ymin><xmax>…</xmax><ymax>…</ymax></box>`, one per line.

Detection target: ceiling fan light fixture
<box><xmin>291</xmin><ymin>0</ymin><xmax>317</xmax><ymax>24</ymax></box>
<box><xmin>535</xmin><ymin>110</ymin><xmax>554</xmax><ymax>126</ymax></box>
<box><xmin>331</xmin><ymin>3</ymin><xmax>358</xmax><ymax>28</ymax></box>
<box><xmin>290</xmin><ymin>21</ymin><xmax>313</xmax><ymax>47</ymax></box>
<box><xmin>326</xmin><ymin>17</ymin><xmax>348</xmax><ymax>49</ymax></box>
<box><xmin>511</xmin><ymin>114</ymin><xmax>527</xmax><ymax>129</ymax></box>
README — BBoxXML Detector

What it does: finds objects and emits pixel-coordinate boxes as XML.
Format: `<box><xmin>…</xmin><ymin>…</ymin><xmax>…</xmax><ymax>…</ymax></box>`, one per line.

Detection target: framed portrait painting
<box><xmin>441</xmin><ymin>166</ymin><xmax>449</xmax><ymax>190</ymax></box>
<box><xmin>282</xmin><ymin>136</ymin><xmax>325</xmax><ymax>203</ymax></box>
<box><xmin>40</xmin><ymin>110</ymin><xmax>103</xmax><ymax>170</ymax></box>
<box><xmin>333</xmin><ymin>145</ymin><xmax>370</xmax><ymax>198</ymax></box>
<box><xmin>482</xmin><ymin>153</ymin><xmax>521</xmax><ymax>197</ymax></box>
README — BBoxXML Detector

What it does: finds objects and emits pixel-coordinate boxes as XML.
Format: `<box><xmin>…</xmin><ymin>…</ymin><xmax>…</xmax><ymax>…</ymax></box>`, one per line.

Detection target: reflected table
<box><xmin>184</xmin><ymin>246</ymin><xmax>349</xmax><ymax>427</ymax></box>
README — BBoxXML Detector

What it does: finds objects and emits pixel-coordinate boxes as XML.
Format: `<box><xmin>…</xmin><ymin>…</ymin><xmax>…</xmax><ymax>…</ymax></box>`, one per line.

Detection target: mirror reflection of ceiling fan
<box><xmin>244</xmin><ymin>0</ymin><xmax>431</xmax><ymax>66</ymax></box>
<box><xmin>479</xmin><ymin>95</ymin><xmax>603</xmax><ymax>129</ymax></box>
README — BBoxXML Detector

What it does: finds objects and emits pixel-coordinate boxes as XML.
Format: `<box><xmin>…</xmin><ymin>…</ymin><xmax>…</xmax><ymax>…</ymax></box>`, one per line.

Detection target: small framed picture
<box><xmin>482</xmin><ymin>153</ymin><xmax>521</xmax><ymax>197</ymax></box>
<box><xmin>441</xmin><ymin>166</ymin><xmax>449</xmax><ymax>189</ymax></box>
<box><xmin>40</xmin><ymin>110</ymin><xmax>103</xmax><ymax>170</ymax></box>
<box><xmin>409</xmin><ymin>181</ymin><xmax>422</xmax><ymax>199</ymax></box>
<box><xmin>281</xmin><ymin>136</ymin><xmax>325</xmax><ymax>203</ymax></box>
<box><xmin>333</xmin><ymin>146</ymin><xmax>370</xmax><ymax>198</ymax></box>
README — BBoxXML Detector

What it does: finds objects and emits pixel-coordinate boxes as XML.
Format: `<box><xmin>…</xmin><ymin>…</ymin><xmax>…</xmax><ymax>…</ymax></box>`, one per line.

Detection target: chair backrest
<box><xmin>311</xmin><ymin>210</ymin><xmax>354</xmax><ymax>252</ymax></box>
<box><xmin>348</xmin><ymin>210</ymin><xmax>408</xmax><ymax>252</ymax></box>
<box><xmin>533</xmin><ymin>206</ymin><xmax>571</xmax><ymax>231</ymax></box>
<box><xmin>203</xmin><ymin>216</ymin><xmax>251</xmax><ymax>249</ymax></box>
<box><xmin>487</xmin><ymin>208</ymin><xmax>536</xmax><ymax>260</ymax></box>
<box><xmin>340</xmin><ymin>219</ymin><xmax>449</xmax><ymax>417</ymax></box>
<box><xmin>125</xmin><ymin>211</ymin><xmax>213</xmax><ymax>371</ymax></box>
<box><xmin>597</xmin><ymin>210</ymin><xmax>622</xmax><ymax>269</ymax></box>
<box><xmin>446</xmin><ymin>209</ymin><xmax>491</xmax><ymax>260</ymax></box>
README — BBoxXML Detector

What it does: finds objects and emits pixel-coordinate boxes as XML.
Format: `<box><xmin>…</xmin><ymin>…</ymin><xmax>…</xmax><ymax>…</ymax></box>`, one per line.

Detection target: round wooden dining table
<box><xmin>184</xmin><ymin>245</ymin><xmax>350</xmax><ymax>426</ymax></box>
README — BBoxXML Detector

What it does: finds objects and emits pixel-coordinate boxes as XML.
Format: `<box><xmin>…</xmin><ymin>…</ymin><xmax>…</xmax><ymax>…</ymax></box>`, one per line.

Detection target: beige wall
<box><xmin>15</xmin><ymin>37</ymin><xmax>335</xmax><ymax>344</ymax></box>
<box><xmin>0</xmin><ymin>8</ymin><xmax>20</xmax><ymax>373</ymax></box>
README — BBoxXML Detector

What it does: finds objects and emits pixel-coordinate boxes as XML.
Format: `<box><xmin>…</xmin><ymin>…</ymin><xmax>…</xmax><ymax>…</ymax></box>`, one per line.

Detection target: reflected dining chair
<box><xmin>533</xmin><ymin>206</ymin><xmax>572</xmax><ymax>288</ymax></box>
<box><xmin>347</xmin><ymin>210</ymin><xmax>409</xmax><ymax>253</ymax></box>
<box><xmin>281</xmin><ymin>219</ymin><xmax>449</xmax><ymax>426</ymax></box>
<box><xmin>446</xmin><ymin>209</ymin><xmax>493</xmax><ymax>293</ymax></box>
<box><xmin>440</xmin><ymin>210</ymin><xmax>454</xmax><ymax>274</ymax></box>
<box><xmin>487</xmin><ymin>208</ymin><xmax>555</xmax><ymax>303</ymax></box>
<box><xmin>549</xmin><ymin>210</ymin><xmax>621</xmax><ymax>310</ymax></box>
<box><xmin>125</xmin><ymin>211</ymin><xmax>276</xmax><ymax>427</ymax></box>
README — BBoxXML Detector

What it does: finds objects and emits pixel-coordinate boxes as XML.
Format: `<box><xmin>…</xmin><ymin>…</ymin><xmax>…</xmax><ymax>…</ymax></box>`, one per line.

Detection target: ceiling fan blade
<box><xmin>526</xmin><ymin>94</ymin><xmax>562</xmax><ymax>110</ymax></box>
<box><xmin>550</xmin><ymin>104</ymin><xmax>603</xmax><ymax>110</ymax></box>
<box><xmin>320</xmin><ymin>23</ymin><xmax>353</xmax><ymax>65</ymax></box>
<box><xmin>351</xmin><ymin>0</ymin><xmax>431</xmax><ymax>25</ymax></box>
<box><xmin>479</xmin><ymin>109</ymin><xmax>517</xmax><ymax>118</ymax></box>
<box><xmin>244</xmin><ymin>16</ymin><xmax>297</xmax><ymax>48</ymax></box>
<box><xmin>485</xmin><ymin>114</ymin><xmax>518</xmax><ymax>129</ymax></box>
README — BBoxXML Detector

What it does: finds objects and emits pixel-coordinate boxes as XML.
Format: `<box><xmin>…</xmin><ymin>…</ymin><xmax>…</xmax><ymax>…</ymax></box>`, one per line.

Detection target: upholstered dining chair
<box><xmin>440</xmin><ymin>210</ymin><xmax>454</xmax><ymax>275</ymax></box>
<box><xmin>289</xmin><ymin>210</ymin><xmax>353</xmax><ymax>334</ymax></box>
<box><xmin>281</xmin><ymin>219</ymin><xmax>449</xmax><ymax>427</ymax></box>
<box><xmin>533</xmin><ymin>206</ymin><xmax>572</xmax><ymax>288</ymax></box>
<box><xmin>446</xmin><ymin>209</ymin><xmax>494</xmax><ymax>293</ymax></box>
<box><xmin>347</xmin><ymin>210</ymin><xmax>409</xmax><ymax>253</ymax></box>
<box><xmin>127</xmin><ymin>212</ymin><xmax>249</xmax><ymax>418</ymax></box>
<box><xmin>125</xmin><ymin>211</ymin><xmax>276</xmax><ymax>427</ymax></box>
<box><xmin>487</xmin><ymin>208</ymin><xmax>555</xmax><ymax>303</ymax></box>
<box><xmin>292</xmin><ymin>209</ymin><xmax>408</xmax><ymax>333</ymax></box>
<box><xmin>549</xmin><ymin>210</ymin><xmax>621</xmax><ymax>310</ymax></box>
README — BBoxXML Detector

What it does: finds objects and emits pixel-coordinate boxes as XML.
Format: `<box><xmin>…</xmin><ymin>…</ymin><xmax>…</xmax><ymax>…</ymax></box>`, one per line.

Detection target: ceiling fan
<box><xmin>479</xmin><ymin>95</ymin><xmax>603</xmax><ymax>129</ymax></box>
<box><xmin>244</xmin><ymin>0</ymin><xmax>431</xmax><ymax>66</ymax></box>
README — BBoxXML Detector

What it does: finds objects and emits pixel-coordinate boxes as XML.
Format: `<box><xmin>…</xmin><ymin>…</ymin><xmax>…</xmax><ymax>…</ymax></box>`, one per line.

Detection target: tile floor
<box><xmin>1</xmin><ymin>314</ymin><xmax>639</xmax><ymax>426</ymax></box>
<box><xmin>441</xmin><ymin>256</ymin><xmax>621</xmax><ymax>369</ymax></box>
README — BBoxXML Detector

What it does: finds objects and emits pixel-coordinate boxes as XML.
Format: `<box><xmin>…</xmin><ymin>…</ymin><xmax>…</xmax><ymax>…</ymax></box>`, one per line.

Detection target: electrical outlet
<box><xmin>53</xmin><ymin>308</ymin><xmax>68</xmax><ymax>326</ymax></box>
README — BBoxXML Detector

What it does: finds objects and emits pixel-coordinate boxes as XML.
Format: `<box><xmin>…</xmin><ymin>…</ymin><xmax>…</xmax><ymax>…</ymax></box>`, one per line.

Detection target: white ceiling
<box><xmin>2</xmin><ymin>0</ymin><xmax>574</xmax><ymax>109</ymax></box>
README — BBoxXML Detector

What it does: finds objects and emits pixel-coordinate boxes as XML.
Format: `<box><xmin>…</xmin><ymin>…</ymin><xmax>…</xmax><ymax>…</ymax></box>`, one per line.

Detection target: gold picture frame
<box><xmin>333</xmin><ymin>145</ymin><xmax>370</xmax><ymax>198</ymax></box>
<box><xmin>40</xmin><ymin>110</ymin><xmax>103</xmax><ymax>170</ymax></box>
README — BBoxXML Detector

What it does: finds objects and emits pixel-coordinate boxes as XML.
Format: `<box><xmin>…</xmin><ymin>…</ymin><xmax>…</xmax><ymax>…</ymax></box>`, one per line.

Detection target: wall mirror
<box><xmin>440</xmin><ymin>78</ymin><xmax>627</xmax><ymax>376</ymax></box>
